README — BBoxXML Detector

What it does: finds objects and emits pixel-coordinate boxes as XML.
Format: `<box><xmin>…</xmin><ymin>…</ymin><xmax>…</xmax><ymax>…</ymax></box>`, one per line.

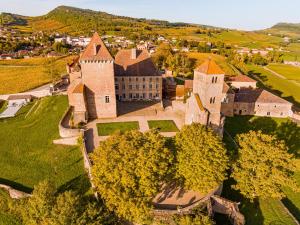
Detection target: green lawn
<box><xmin>0</xmin><ymin>96</ymin><xmax>88</xmax><ymax>193</ymax></box>
<box><xmin>246</xmin><ymin>64</ymin><xmax>300</xmax><ymax>108</ymax></box>
<box><xmin>0</xmin><ymin>101</ymin><xmax>7</xmax><ymax>114</ymax></box>
<box><xmin>223</xmin><ymin>116</ymin><xmax>300</xmax><ymax>225</ymax></box>
<box><xmin>97</xmin><ymin>121</ymin><xmax>140</xmax><ymax>136</ymax></box>
<box><xmin>148</xmin><ymin>120</ymin><xmax>179</xmax><ymax>132</ymax></box>
<box><xmin>267</xmin><ymin>64</ymin><xmax>300</xmax><ymax>82</ymax></box>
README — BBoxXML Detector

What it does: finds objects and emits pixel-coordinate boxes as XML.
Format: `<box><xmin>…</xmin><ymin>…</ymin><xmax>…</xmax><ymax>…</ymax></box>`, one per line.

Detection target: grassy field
<box><xmin>147</xmin><ymin>120</ymin><xmax>179</xmax><ymax>132</ymax></box>
<box><xmin>187</xmin><ymin>52</ymin><xmax>237</xmax><ymax>75</ymax></box>
<box><xmin>97</xmin><ymin>121</ymin><xmax>140</xmax><ymax>136</ymax></box>
<box><xmin>0</xmin><ymin>101</ymin><xmax>7</xmax><ymax>114</ymax></box>
<box><xmin>267</xmin><ymin>64</ymin><xmax>300</xmax><ymax>82</ymax></box>
<box><xmin>0</xmin><ymin>56</ymin><xmax>75</xmax><ymax>94</ymax></box>
<box><xmin>223</xmin><ymin>116</ymin><xmax>300</xmax><ymax>225</ymax></box>
<box><xmin>0</xmin><ymin>95</ymin><xmax>88</xmax><ymax>193</ymax></box>
<box><xmin>246</xmin><ymin>64</ymin><xmax>300</xmax><ymax>108</ymax></box>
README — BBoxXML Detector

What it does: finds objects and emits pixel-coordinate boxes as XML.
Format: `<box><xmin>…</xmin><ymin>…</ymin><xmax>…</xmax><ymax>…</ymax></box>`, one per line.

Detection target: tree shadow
<box><xmin>221</xmin><ymin>178</ymin><xmax>264</xmax><ymax>225</ymax></box>
<box><xmin>0</xmin><ymin>178</ymin><xmax>33</xmax><ymax>193</ymax></box>
<box><xmin>248</xmin><ymin>70</ymin><xmax>300</xmax><ymax>108</ymax></box>
<box><xmin>57</xmin><ymin>173</ymin><xmax>91</xmax><ymax>195</ymax></box>
<box><xmin>282</xmin><ymin>197</ymin><xmax>300</xmax><ymax>222</ymax></box>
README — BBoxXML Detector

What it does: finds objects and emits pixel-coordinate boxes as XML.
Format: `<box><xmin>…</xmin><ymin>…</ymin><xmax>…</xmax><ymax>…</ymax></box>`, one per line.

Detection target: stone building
<box><xmin>185</xmin><ymin>59</ymin><xmax>226</xmax><ymax>133</ymax></box>
<box><xmin>67</xmin><ymin>32</ymin><xmax>162</xmax><ymax>124</ymax></box>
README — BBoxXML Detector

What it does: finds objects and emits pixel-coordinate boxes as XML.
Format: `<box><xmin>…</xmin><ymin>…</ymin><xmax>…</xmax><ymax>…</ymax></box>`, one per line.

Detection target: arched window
<box><xmin>215</xmin><ymin>77</ymin><xmax>218</xmax><ymax>83</ymax></box>
<box><xmin>212</xmin><ymin>77</ymin><xmax>214</xmax><ymax>83</ymax></box>
<box><xmin>213</xmin><ymin>97</ymin><xmax>216</xmax><ymax>103</ymax></box>
<box><xmin>210</xmin><ymin>97</ymin><xmax>213</xmax><ymax>104</ymax></box>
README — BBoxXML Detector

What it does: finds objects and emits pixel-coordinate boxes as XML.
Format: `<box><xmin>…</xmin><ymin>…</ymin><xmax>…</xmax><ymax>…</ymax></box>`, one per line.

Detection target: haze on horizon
<box><xmin>1</xmin><ymin>0</ymin><xmax>300</xmax><ymax>31</ymax></box>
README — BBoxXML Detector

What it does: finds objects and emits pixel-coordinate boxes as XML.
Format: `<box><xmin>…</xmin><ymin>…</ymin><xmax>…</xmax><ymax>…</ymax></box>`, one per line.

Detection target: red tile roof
<box><xmin>80</xmin><ymin>32</ymin><xmax>113</xmax><ymax>61</ymax></box>
<box><xmin>229</xmin><ymin>74</ymin><xmax>256</xmax><ymax>83</ymax></box>
<box><xmin>195</xmin><ymin>59</ymin><xmax>224</xmax><ymax>75</ymax></box>
<box><xmin>114</xmin><ymin>49</ymin><xmax>160</xmax><ymax>76</ymax></box>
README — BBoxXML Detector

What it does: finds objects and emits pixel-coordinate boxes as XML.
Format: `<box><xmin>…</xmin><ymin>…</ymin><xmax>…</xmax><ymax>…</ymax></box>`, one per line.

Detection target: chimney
<box><xmin>131</xmin><ymin>48</ymin><xmax>137</xmax><ymax>59</ymax></box>
<box><xmin>93</xmin><ymin>43</ymin><xmax>97</xmax><ymax>56</ymax></box>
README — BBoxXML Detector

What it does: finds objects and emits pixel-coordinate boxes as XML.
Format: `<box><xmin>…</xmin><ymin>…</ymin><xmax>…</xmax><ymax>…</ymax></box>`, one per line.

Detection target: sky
<box><xmin>1</xmin><ymin>0</ymin><xmax>300</xmax><ymax>31</ymax></box>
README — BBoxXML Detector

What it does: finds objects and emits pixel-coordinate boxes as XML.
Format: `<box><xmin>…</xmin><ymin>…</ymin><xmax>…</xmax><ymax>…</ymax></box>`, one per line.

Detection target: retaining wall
<box><xmin>59</xmin><ymin>106</ymin><xmax>81</xmax><ymax>138</ymax></box>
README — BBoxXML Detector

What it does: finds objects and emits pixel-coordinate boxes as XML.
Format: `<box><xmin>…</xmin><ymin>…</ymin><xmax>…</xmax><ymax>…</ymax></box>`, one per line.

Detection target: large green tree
<box><xmin>231</xmin><ymin>130</ymin><xmax>299</xmax><ymax>201</ymax></box>
<box><xmin>175</xmin><ymin>214</ymin><xmax>215</xmax><ymax>225</ymax></box>
<box><xmin>91</xmin><ymin>130</ymin><xmax>174</xmax><ymax>223</ymax></box>
<box><xmin>175</xmin><ymin>123</ymin><xmax>229</xmax><ymax>194</ymax></box>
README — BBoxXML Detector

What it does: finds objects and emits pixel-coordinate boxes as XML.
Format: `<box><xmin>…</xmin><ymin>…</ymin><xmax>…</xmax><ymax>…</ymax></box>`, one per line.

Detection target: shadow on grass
<box><xmin>224</xmin><ymin>116</ymin><xmax>300</xmax><ymax>158</ymax></box>
<box><xmin>57</xmin><ymin>173</ymin><xmax>91</xmax><ymax>195</ymax></box>
<box><xmin>221</xmin><ymin>178</ymin><xmax>264</xmax><ymax>225</ymax></box>
<box><xmin>248</xmin><ymin>70</ymin><xmax>300</xmax><ymax>109</ymax></box>
<box><xmin>0</xmin><ymin>178</ymin><xmax>33</xmax><ymax>193</ymax></box>
<box><xmin>282</xmin><ymin>197</ymin><xmax>300</xmax><ymax>222</ymax></box>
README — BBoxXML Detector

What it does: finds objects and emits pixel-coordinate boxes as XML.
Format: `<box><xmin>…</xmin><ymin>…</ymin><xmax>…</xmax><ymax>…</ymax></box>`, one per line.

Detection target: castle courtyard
<box><xmin>84</xmin><ymin>101</ymin><xmax>185</xmax><ymax>152</ymax></box>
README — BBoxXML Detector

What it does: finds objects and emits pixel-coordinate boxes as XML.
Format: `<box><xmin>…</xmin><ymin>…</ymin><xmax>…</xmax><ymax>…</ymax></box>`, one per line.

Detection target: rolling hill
<box><xmin>264</xmin><ymin>22</ymin><xmax>300</xmax><ymax>38</ymax></box>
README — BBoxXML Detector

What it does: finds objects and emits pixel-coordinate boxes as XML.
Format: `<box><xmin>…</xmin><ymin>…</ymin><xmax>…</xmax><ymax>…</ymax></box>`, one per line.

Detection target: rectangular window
<box><xmin>149</xmin><ymin>93</ymin><xmax>153</xmax><ymax>98</ymax></box>
<box><xmin>156</xmin><ymin>84</ymin><xmax>159</xmax><ymax>89</ymax></box>
<box><xmin>156</xmin><ymin>77</ymin><xmax>159</xmax><ymax>82</ymax></box>
<box><xmin>267</xmin><ymin>112</ymin><xmax>270</xmax><ymax>116</ymax></box>
<box><xmin>122</xmin><ymin>93</ymin><xmax>126</xmax><ymax>99</ymax></box>
<box><xmin>136</xmin><ymin>84</ymin><xmax>139</xmax><ymax>90</ymax></box>
<box><xmin>156</xmin><ymin>93</ymin><xmax>159</xmax><ymax>98</ymax></box>
<box><xmin>143</xmin><ymin>85</ymin><xmax>146</xmax><ymax>89</ymax></box>
<box><xmin>115</xmin><ymin>84</ymin><xmax>119</xmax><ymax>90</ymax></box>
<box><xmin>129</xmin><ymin>93</ymin><xmax>132</xmax><ymax>99</ymax></box>
<box><xmin>136</xmin><ymin>93</ymin><xmax>139</xmax><ymax>98</ymax></box>
<box><xmin>129</xmin><ymin>78</ymin><xmax>131</xmax><ymax>82</ymax></box>
<box><xmin>149</xmin><ymin>84</ymin><xmax>152</xmax><ymax>89</ymax></box>
<box><xmin>105</xmin><ymin>96</ymin><xmax>110</xmax><ymax>103</ymax></box>
<box><xmin>143</xmin><ymin>78</ymin><xmax>146</xmax><ymax>82</ymax></box>
<box><xmin>136</xmin><ymin>77</ymin><xmax>139</xmax><ymax>81</ymax></box>
<box><xmin>143</xmin><ymin>93</ymin><xmax>146</xmax><ymax>98</ymax></box>
<box><xmin>114</xmin><ymin>77</ymin><xmax>118</xmax><ymax>82</ymax></box>
<box><xmin>129</xmin><ymin>85</ymin><xmax>132</xmax><ymax>90</ymax></box>
<box><xmin>122</xmin><ymin>84</ymin><xmax>125</xmax><ymax>90</ymax></box>
<box><xmin>122</xmin><ymin>77</ymin><xmax>124</xmax><ymax>81</ymax></box>
<box><xmin>150</xmin><ymin>78</ymin><xmax>152</xmax><ymax>82</ymax></box>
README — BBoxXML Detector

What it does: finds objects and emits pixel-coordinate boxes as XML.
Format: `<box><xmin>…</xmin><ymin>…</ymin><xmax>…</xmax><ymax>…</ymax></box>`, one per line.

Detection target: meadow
<box><xmin>222</xmin><ymin>116</ymin><xmax>300</xmax><ymax>225</ymax></box>
<box><xmin>0</xmin><ymin>56</ymin><xmax>75</xmax><ymax>95</ymax></box>
<box><xmin>0</xmin><ymin>95</ymin><xmax>87</xmax><ymax>193</ymax></box>
<box><xmin>267</xmin><ymin>63</ymin><xmax>300</xmax><ymax>82</ymax></box>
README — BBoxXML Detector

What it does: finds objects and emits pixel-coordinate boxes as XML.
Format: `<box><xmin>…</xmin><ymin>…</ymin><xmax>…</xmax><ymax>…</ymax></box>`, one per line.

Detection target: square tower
<box><xmin>193</xmin><ymin>59</ymin><xmax>225</xmax><ymax>127</ymax></box>
<box><xmin>80</xmin><ymin>32</ymin><xmax>117</xmax><ymax>119</ymax></box>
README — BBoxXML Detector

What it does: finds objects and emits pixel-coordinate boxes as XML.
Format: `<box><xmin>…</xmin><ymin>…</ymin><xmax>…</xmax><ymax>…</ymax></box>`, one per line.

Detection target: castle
<box><xmin>67</xmin><ymin>32</ymin><xmax>293</xmax><ymax>133</ymax></box>
<box><xmin>67</xmin><ymin>32</ymin><xmax>162</xmax><ymax>124</ymax></box>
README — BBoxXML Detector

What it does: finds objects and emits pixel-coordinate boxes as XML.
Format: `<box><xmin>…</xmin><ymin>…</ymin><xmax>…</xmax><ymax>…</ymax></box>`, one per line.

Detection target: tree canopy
<box><xmin>175</xmin><ymin>123</ymin><xmax>229</xmax><ymax>194</ymax></box>
<box><xmin>91</xmin><ymin>130</ymin><xmax>174</xmax><ymax>223</ymax></box>
<box><xmin>175</xmin><ymin>214</ymin><xmax>215</xmax><ymax>225</ymax></box>
<box><xmin>231</xmin><ymin>130</ymin><xmax>299</xmax><ymax>201</ymax></box>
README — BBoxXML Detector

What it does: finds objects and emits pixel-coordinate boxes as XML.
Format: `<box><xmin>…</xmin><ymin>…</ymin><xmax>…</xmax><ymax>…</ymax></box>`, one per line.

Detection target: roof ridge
<box><xmin>80</xmin><ymin>32</ymin><xmax>113</xmax><ymax>61</ymax></box>
<box><xmin>195</xmin><ymin>58</ymin><xmax>225</xmax><ymax>75</ymax></box>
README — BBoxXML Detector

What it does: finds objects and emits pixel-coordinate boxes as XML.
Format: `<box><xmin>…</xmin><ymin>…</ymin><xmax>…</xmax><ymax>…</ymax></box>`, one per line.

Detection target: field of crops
<box><xmin>267</xmin><ymin>63</ymin><xmax>300</xmax><ymax>82</ymax></box>
<box><xmin>0</xmin><ymin>56</ymin><xmax>75</xmax><ymax>94</ymax></box>
<box><xmin>187</xmin><ymin>52</ymin><xmax>237</xmax><ymax>75</ymax></box>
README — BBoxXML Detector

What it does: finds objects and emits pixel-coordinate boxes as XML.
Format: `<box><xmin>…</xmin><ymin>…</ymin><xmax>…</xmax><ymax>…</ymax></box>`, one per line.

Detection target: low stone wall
<box><xmin>59</xmin><ymin>106</ymin><xmax>81</xmax><ymax>138</ymax></box>
<box><xmin>0</xmin><ymin>184</ymin><xmax>31</xmax><ymax>199</ymax></box>
<box><xmin>0</xmin><ymin>89</ymin><xmax>51</xmax><ymax>101</ymax></box>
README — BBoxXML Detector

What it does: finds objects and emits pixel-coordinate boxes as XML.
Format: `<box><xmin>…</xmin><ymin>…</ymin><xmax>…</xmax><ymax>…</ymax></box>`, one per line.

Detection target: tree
<box><xmin>20</xmin><ymin>180</ymin><xmax>56</xmax><ymax>224</ymax></box>
<box><xmin>175</xmin><ymin>214</ymin><xmax>215</xmax><ymax>225</ymax></box>
<box><xmin>91</xmin><ymin>130</ymin><xmax>174</xmax><ymax>223</ymax></box>
<box><xmin>231</xmin><ymin>130</ymin><xmax>299</xmax><ymax>201</ymax></box>
<box><xmin>175</xmin><ymin>123</ymin><xmax>229</xmax><ymax>194</ymax></box>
